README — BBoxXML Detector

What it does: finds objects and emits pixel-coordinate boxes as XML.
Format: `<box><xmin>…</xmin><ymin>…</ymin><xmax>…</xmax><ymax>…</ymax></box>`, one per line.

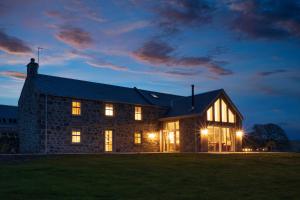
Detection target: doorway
<box><xmin>105</xmin><ymin>130</ymin><xmax>113</xmax><ymax>152</ymax></box>
<box><xmin>162</xmin><ymin>121</ymin><xmax>180</xmax><ymax>152</ymax></box>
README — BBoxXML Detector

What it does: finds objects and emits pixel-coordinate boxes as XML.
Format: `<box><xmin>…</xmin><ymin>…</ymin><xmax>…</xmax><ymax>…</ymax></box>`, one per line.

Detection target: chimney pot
<box><xmin>191</xmin><ymin>84</ymin><xmax>195</xmax><ymax>109</ymax></box>
<box><xmin>27</xmin><ymin>58</ymin><xmax>39</xmax><ymax>78</ymax></box>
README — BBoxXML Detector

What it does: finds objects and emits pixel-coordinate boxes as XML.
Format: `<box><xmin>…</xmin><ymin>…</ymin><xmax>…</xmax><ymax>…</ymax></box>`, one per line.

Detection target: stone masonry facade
<box><xmin>17</xmin><ymin>59</ymin><xmax>243</xmax><ymax>154</ymax></box>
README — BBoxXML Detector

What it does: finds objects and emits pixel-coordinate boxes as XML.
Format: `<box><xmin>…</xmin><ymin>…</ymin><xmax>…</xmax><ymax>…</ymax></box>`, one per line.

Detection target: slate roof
<box><xmin>164</xmin><ymin>89</ymin><xmax>224</xmax><ymax>118</ymax></box>
<box><xmin>0</xmin><ymin>105</ymin><xmax>18</xmax><ymax>118</ymax></box>
<box><xmin>31</xmin><ymin>74</ymin><xmax>241</xmax><ymax>119</ymax></box>
<box><xmin>33</xmin><ymin>74</ymin><xmax>183</xmax><ymax>107</ymax></box>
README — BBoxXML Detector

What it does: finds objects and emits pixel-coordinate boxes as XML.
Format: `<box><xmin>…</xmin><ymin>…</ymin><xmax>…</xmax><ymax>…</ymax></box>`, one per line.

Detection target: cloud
<box><xmin>0</xmin><ymin>71</ymin><xmax>26</xmax><ymax>80</ymax></box>
<box><xmin>0</xmin><ymin>30</ymin><xmax>32</xmax><ymax>55</ymax></box>
<box><xmin>133</xmin><ymin>39</ymin><xmax>232</xmax><ymax>76</ymax></box>
<box><xmin>55</xmin><ymin>26</ymin><xmax>93</xmax><ymax>48</ymax></box>
<box><xmin>229</xmin><ymin>0</ymin><xmax>300</xmax><ymax>39</ymax></box>
<box><xmin>86</xmin><ymin>61</ymin><xmax>128</xmax><ymax>71</ymax></box>
<box><xmin>155</xmin><ymin>0</ymin><xmax>215</xmax><ymax>33</ymax></box>
<box><xmin>257</xmin><ymin>69</ymin><xmax>287</xmax><ymax>77</ymax></box>
<box><xmin>105</xmin><ymin>20</ymin><xmax>150</xmax><ymax>35</ymax></box>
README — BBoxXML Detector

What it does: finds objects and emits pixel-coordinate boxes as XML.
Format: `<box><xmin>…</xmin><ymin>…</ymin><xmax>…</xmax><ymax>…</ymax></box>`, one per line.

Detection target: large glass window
<box><xmin>207</xmin><ymin>126</ymin><xmax>234</xmax><ymax>152</ymax></box>
<box><xmin>135</xmin><ymin>106</ymin><xmax>142</xmax><ymax>120</ymax></box>
<box><xmin>72</xmin><ymin>101</ymin><xmax>81</xmax><ymax>116</ymax></box>
<box><xmin>207</xmin><ymin>98</ymin><xmax>236</xmax><ymax>124</ymax></box>
<box><xmin>105</xmin><ymin>130</ymin><xmax>113</xmax><ymax>152</ymax></box>
<box><xmin>228</xmin><ymin>109</ymin><xmax>235</xmax><ymax>123</ymax></box>
<box><xmin>207</xmin><ymin>106</ymin><xmax>213</xmax><ymax>121</ymax></box>
<box><xmin>163</xmin><ymin>121</ymin><xmax>180</xmax><ymax>152</ymax></box>
<box><xmin>72</xmin><ymin>128</ymin><xmax>81</xmax><ymax>143</ymax></box>
<box><xmin>221</xmin><ymin>100</ymin><xmax>228</xmax><ymax>122</ymax></box>
<box><xmin>214</xmin><ymin>99</ymin><xmax>220</xmax><ymax>122</ymax></box>
<box><xmin>105</xmin><ymin>104</ymin><xmax>114</xmax><ymax>116</ymax></box>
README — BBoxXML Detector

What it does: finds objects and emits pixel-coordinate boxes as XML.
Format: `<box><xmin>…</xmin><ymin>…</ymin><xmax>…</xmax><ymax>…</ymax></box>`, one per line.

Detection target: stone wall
<box><xmin>18</xmin><ymin>78</ymin><xmax>42</xmax><ymax>153</ymax></box>
<box><xmin>0</xmin><ymin>126</ymin><xmax>18</xmax><ymax>153</ymax></box>
<box><xmin>37</xmin><ymin>95</ymin><xmax>166</xmax><ymax>153</ymax></box>
<box><xmin>179</xmin><ymin>117</ymin><xmax>198</xmax><ymax>152</ymax></box>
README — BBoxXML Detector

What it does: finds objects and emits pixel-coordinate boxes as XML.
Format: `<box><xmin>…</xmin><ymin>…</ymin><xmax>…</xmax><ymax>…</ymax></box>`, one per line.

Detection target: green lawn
<box><xmin>0</xmin><ymin>153</ymin><xmax>300</xmax><ymax>200</ymax></box>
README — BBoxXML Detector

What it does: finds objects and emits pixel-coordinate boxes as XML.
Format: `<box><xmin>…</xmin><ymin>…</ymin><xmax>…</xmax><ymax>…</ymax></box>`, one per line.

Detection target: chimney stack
<box><xmin>27</xmin><ymin>58</ymin><xmax>39</xmax><ymax>78</ymax></box>
<box><xmin>191</xmin><ymin>84</ymin><xmax>195</xmax><ymax>109</ymax></box>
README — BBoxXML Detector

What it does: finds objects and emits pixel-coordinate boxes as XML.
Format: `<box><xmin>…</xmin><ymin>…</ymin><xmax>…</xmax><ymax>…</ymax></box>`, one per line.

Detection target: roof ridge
<box><xmin>37</xmin><ymin>74</ymin><xmax>183</xmax><ymax>97</ymax></box>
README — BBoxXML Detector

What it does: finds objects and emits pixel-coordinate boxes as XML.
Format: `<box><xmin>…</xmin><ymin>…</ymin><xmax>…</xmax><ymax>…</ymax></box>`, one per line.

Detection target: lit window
<box><xmin>214</xmin><ymin>99</ymin><xmax>220</xmax><ymax>122</ymax></box>
<box><xmin>228</xmin><ymin>109</ymin><xmax>235</xmax><ymax>123</ymax></box>
<box><xmin>168</xmin><ymin>132</ymin><xmax>175</xmax><ymax>144</ymax></box>
<box><xmin>72</xmin><ymin>101</ymin><xmax>81</xmax><ymax>116</ymax></box>
<box><xmin>105</xmin><ymin>104</ymin><xmax>114</xmax><ymax>116</ymax></box>
<box><xmin>105</xmin><ymin>130</ymin><xmax>113</xmax><ymax>152</ymax></box>
<box><xmin>134</xmin><ymin>132</ymin><xmax>142</xmax><ymax>144</ymax></box>
<box><xmin>207</xmin><ymin>106</ymin><xmax>213</xmax><ymax>121</ymax></box>
<box><xmin>221</xmin><ymin>99</ymin><xmax>228</xmax><ymax>122</ymax></box>
<box><xmin>176</xmin><ymin>131</ymin><xmax>180</xmax><ymax>145</ymax></box>
<box><xmin>135</xmin><ymin>106</ymin><xmax>142</xmax><ymax>120</ymax></box>
<box><xmin>72</xmin><ymin>129</ymin><xmax>81</xmax><ymax>143</ymax></box>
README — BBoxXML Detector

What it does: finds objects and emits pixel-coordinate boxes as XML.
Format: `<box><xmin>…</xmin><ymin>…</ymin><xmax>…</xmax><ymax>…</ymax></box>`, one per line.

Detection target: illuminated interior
<box><xmin>72</xmin><ymin>129</ymin><xmax>81</xmax><ymax>143</ymax></box>
<box><xmin>221</xmin><ymin>99</ymin><xmax>227</xmax><ymax>122</ymax></box>
<box><xmin>207</xmin><ymin>126</ymin><xmax>234</xmax><ymax>152</ymax></box>
<box><xmin>105</xmin><ymin>130</ymin><xmax>113</xmax><ymax>152</ymax></box>
<box><xmin>72</xmin><ymin>101</ymin><xmax>81</xmax><ymax>115</ymax></box>
<box><xmin>228</xmin><ymin>109</ymin><xmax>235</xmax><ymax>123</ymax></box>
<box><xmin>214</xmin><ymin>99</ymin><xmax>220</xmax><ymax>122</ymax></box>
<box><xmin>135</xmin><ymin>106</ymin><xmax>142</xmax><ymax>120</ymax></box>
<box><xmin>162</xmin><ymin>121</ymin><xmax>180</xmax><ymax>152</ymax></box>
<box><xmin>134</xmin><ymin>132</ymin><xmax>141</xmax><ymax>144</ymax></box>
<box><xmin>206</xmin><ymin>98</ymin><xmax>236</xmax><ymax>124</ymax></box>
<box><xmin>105</xmin><ymin>104</ymin><xmax>114</xmax><ymax>116</ymax></box>
<box><xmin>207</xmin><ymin>106</ymin><xmax>213</xmax><ymax>121</ymax></box>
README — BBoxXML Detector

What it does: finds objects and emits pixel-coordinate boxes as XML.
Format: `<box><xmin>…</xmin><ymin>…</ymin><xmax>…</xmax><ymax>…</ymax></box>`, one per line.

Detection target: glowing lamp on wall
<box><xmin>201</xmin><ymin>129</ymin><xmax>208</xmax><ymax>135</ymax></box>
<box><xmin>148</xmin><ymin>133</ymin><xmax>156</xmax><ymax>139</ymax></box>
<box><xmin>236</xmin><ymin>130</ymin><xmax>244</xmax><ymax>137</ymax></box>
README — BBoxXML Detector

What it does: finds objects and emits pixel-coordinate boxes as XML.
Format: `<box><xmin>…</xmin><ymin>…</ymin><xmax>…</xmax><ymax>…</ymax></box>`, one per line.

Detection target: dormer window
<box><xmin>105</xmin><ymin>104</ymin><xmax>114</xmax><ymax>116</ymax></box>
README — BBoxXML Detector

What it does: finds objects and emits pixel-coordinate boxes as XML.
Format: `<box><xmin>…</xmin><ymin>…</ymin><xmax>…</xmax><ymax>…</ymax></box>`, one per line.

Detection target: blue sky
<box><xmin>0</xmin><ymin>0</ymin><xmax>300</xmax><ymax>139</ymax></box>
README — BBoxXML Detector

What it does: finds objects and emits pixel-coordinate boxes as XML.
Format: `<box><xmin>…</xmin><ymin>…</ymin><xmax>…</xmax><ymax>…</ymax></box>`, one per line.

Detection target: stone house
<box><xmin>18</xmin><ymin>58</ymin><xmax>243</xmax><ymax>153</ymax></box>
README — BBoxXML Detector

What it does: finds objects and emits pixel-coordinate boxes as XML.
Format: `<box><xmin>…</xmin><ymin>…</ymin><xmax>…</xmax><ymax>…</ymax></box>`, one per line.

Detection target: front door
<box><xmin>162</xmin><ymin>131</ymin><xmax>176</xmax><ymax>152</ymax></box>
<box><xmin>105</xmin><ymin>130</ymin><xmax>113</xmax><ymax>152</ymax></box>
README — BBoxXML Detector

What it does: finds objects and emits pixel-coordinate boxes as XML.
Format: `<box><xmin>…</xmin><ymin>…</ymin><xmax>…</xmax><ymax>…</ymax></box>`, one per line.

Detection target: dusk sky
<box><xmin>0</xmin><ymin>0</ymin><xmax>299</xmax><ymax>139</ymax></box>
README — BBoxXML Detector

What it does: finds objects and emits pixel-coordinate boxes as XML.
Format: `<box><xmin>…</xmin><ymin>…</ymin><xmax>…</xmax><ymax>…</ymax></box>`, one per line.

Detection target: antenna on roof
<box><xmin>37</xmin><ymin>47</ymin><xmax>44</xmax><ymax>65</ymax></box>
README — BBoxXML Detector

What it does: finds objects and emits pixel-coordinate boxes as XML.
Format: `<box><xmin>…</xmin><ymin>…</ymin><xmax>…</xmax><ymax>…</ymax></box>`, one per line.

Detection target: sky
<box><xmin>0</xmin><ymin>0</ymin><xmax>299</xmax><ymax>139</ymax></box>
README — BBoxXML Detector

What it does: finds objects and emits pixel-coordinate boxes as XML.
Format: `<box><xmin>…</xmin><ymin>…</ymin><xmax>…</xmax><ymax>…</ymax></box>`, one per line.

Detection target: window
<box><xmin>72</xmin><ymin>101</ymin><xmax>81</xmax><ymax>116</ymax></box>
<box><xmin>228</xmin><ymin>109</ymin><xmax>235</xmax><ymax>123</ymax></box>
<box><xmin>207</xmin><ymin>106</ymin><xmax>213</xmax><ymax>121</ymax></box>
<box><xmin>221</xmin><ymin>100</ymin><xmax>228</xmax><ymax>122</ymax></box>
<box><xmin>134</xmin><ymin>132</ymin><xmax>142</xmax><ymax>144</ymax></box>
<box><xmin>214</xmin><ymin>99</ymin><xmax>220</xmax><ymax>122</ymax></box>
<box><xmin>105</xmin><ymin>104</ymin><xmax>114</xmax><ymax>116</ymax></box>
<box><xmin>135</xmin><ymin>106</ymin><xmax>142</xmax><ymax>120</ymax></box>
<box><xmin>105</xmin><ymin>130</ymin><xmax>113</xmax><ymax>152</ymax></box>
<box><xmin>72</xmin><ymin>129</ymin><xmax>81</xmax><ymax>143</ymax></box>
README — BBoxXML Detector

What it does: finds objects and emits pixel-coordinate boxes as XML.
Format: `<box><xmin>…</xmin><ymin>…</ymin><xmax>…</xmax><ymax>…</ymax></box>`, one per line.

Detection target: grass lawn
<box><xmin>0</xmin><ymin>153</ymin><xmax>300</xmax><ymax>200</ymax></box>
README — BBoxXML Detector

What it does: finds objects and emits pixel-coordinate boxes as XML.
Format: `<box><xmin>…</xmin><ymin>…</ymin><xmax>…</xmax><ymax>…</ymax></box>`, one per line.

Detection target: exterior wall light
<box><xmin>236</xmin><ymin>130</ymin><xmax>244</xmax><ymax>137</ymax></box>
<box><xmin>148</xmin><ymin>133</ymin><xmax>156</xmax><ymax>140</ymax></box>
<box><xmin>201</xmin><ymin>129</ymin><xmax>208</xmax><ymax>135</ymax></box>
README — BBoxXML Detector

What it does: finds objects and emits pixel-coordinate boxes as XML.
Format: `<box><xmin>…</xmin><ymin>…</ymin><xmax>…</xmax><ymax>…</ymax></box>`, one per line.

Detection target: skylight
<box><xmin>150</xmin><ymin>93</ymin><xmax>159</xmax><ymax>98</ymax></box>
